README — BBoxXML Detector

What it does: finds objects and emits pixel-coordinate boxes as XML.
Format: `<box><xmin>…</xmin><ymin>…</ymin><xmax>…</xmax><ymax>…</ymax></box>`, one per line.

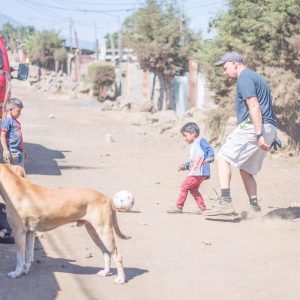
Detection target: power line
<box><xmin>10</xmin><ymin>0</ymin><xmax>127</xmax><ymax>33</ymax></box>
<box><xmin>186</xmin><ymin>1</ymin><xmax>228</xmax><ymax>10</ymax></box>
<box><xmin>14</xmin><ymin>0</ymin><xmax>66</xmax><ymax>20</ymax></box>
<box><xmin>51</xmin><ymin>0</ymin><xmax>145</xmax><ymax>6</ymax></box>
<box><xmin>17</xmin><ymin>0</ymin><xmax>135</xmax><ymax>13</ymax></box>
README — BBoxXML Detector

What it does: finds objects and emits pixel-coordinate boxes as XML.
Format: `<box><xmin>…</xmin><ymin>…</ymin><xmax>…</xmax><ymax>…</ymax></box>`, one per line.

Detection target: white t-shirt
<box><xmin>188</xmin><ymin>137</ymin><xmax>205</xmax><ymax>176</ymax></box>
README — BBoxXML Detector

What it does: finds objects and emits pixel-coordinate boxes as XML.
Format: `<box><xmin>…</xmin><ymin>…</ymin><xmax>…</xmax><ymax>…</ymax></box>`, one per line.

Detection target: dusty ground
<box><xmin>0</xmin><ymin>80</ymin><xmax>300</xmax><ymax>300</ymax></box>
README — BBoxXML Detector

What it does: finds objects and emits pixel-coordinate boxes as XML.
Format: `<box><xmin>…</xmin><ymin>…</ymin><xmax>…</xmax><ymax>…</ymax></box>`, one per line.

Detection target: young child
<box><xmin>167</xmin><ymin>122</ymin><xmax>214</xmax><ymax>214</ymax></box>
<box><xmin>1</xmin><ymin>98</ymin><xmax>25</xmax><ymax>167</ymax></box>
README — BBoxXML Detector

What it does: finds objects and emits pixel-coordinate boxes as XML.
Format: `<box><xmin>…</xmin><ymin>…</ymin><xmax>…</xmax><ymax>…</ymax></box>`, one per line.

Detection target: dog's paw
<box><xmin>7</xmin><ymin>271</ymin><xmax>22</xmax><ymax>278</ymax></box>
<box><xmin>23</xmin><ymin>265</ymin><xmax>31</xmax><ymax>274</ymax></box>
<box><xmin>97</xmin><ymin>269</ymin><xmax>112</xmax><ymax>277</ymax></box>
<box><xmin>114</xmin><ymin>276</ymin><xmax>125</xmax><ymax>284</ymax></box>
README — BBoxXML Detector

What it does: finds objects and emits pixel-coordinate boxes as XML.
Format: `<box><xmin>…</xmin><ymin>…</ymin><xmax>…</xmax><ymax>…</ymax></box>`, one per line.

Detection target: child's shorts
<box><xmin>10</xmin><ymin>151</ymin><xmax>25</xmax><ymax>167</ymax></box>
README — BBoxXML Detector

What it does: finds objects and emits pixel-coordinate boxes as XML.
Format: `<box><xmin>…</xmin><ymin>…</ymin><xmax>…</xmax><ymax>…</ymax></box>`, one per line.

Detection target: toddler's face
<box><xmin>182</xmin><ymin>131</ymin><xmax>197</xmax><ymax>144</ymax></box>
<box><xmin>11</xmin><ymin>108</ymin><xmax>22</xmax><ymax>119</ymax></box>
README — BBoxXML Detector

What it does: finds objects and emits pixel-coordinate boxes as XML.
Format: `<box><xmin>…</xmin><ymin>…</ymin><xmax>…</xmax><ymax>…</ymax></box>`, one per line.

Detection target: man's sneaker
<box><xmin>204</xmin><ymin>198</ymin><xmax>235</xmax><ymax>216</ymax></box>
<box><xmin>167</xmin><ymin>207</ymin><xmax>183</xmax><ymax>214</ymax></box>
<box><xmin>249</xmin><ymin>198</ymin><xmax>261</xmax><ymax>212</ymax></box>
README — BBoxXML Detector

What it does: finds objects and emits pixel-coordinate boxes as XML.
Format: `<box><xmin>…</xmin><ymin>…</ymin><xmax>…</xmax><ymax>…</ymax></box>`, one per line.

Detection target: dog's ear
<box><xmin>11</xmin><ymin>165</ymin><xmax>26</xmax><ymax>178</ymax></box>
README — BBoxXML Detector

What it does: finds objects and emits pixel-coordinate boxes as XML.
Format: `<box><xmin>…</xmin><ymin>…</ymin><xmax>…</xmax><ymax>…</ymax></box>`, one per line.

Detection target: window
<box><xmin>0</xmin><ymin>49</ymin><xmax>3</xmax><ymax>69</ymax></box>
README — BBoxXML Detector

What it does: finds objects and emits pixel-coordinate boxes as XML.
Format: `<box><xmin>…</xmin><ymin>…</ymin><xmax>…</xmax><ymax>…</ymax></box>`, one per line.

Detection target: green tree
<box><xmin>197</xmin><ymin>0</ymin><xmax>300</xmax><ymax>147</ymax></box>
<box><xmin>105</xmin><ymin>32</ymin><xmax>118</xmax><ymax>49</ymax></box>
<box><xmin>124</xmin><ymin>0</ymin><xmax>194</xmax><ymax>110</ymax></box>
<box><xmin>27</xmin><ymin>30</ymin><xmax>67</xmax><ymax>70</ymax></box>
<box><xmin>0</xmin><ymin>23</ymin><xmax>35</xmax><ymax>54</ymax></box>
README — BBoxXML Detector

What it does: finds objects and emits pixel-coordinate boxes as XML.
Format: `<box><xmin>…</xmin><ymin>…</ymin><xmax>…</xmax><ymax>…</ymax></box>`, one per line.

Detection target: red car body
<box><xmin>0</xmin><ymin>34</ymin><xmax>28</xmax><ymax>120</ymax></box>
<box><xmin>0</xmin><ymin>34</ymin><xmax>11</xmax><ymax>119</ymax></box>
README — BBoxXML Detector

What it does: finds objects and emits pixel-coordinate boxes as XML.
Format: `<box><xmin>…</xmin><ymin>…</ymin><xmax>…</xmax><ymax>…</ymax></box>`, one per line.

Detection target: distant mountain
<box><xmin>0</xmin><ymin>13</ymin><xmax>21</xmax><ymax>28</ymax></box>
<box><xmin>63</xmin><ymin>37</ymin><xmax>96</xmax><ymax>51</ymax></box>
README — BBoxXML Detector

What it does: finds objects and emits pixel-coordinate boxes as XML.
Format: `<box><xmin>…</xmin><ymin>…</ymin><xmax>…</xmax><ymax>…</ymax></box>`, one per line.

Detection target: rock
<box><xmin>159</xmin><ymin>124</ymin><xmax>173</xmax><ymax>134</ymax></box>
<box><xmin>120</xmin><ymin>102</ymin><xmax>131</xmax><ymax>111</ymax></box>
<box><xmin>126</xmin><ymin>112</ymin><xmax>150</xmax><ymax>126</ymax></box>
<box><xmin>201</xmin><ymin>240</ymin><xmax>212</xmax><ymax>246</ymax></box>
<box><xmin>105</xmin><ymin>134</ymin><xmax>115</xmax><ymax>144</ymax></box>
<box><xmin>137</xmin><ymin>100</ymin><xmax>154</xmax><ymax>112</ymax></box>
<box><xmin>100</xmin><ymin>100</ymin><xmax>114</xmax><ymax>111</ymax></box>
<box><xmin>153</xmin><ymin>110</ymin><xmax>178</xmax><ymax>124</ymax></box>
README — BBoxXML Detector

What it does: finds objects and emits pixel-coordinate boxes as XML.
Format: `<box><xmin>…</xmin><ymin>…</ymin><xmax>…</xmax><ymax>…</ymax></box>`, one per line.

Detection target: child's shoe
<box><xmin>167</xmin><ymin>206</ymin><xmax>183</xmax><ymax>214</ymax></box>
<box><xmin>198</xmin><ymin>207</ymin><xmax>207</xmax><ymax>215</ymax></box>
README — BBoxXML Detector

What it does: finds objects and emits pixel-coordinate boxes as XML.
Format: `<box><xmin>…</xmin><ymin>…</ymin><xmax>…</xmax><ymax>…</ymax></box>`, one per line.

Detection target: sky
<box><xmin>0</xmin><ymin>0</ymin><xmax>228</xmax><ymax>48</ymax></box>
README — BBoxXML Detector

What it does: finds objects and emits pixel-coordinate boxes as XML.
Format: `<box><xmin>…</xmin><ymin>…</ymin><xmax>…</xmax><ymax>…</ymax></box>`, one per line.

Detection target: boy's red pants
<box><xmin>176</xmin><ymin>176</ymin><xmax>206</xmax><ymax>210</ymax></box>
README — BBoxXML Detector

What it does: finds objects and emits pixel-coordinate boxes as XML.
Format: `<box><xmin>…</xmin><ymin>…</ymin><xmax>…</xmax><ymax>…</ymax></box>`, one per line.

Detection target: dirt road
<box><xmin>0</xmin><ymin>81</ymin><xmax>299</xmax><ymax>300</ymax></box>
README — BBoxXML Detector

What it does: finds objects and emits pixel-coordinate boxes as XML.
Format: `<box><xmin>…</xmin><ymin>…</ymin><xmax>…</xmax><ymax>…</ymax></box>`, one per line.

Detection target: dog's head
<box><xmin>11</xmin><ymin>165</ymin><xmax>26</xmax><ymax>178</ymax></box>
<box><xmin>0</xmin><ymin>164</ymin><xmax>26</xmax><ymax>178</ymax></box>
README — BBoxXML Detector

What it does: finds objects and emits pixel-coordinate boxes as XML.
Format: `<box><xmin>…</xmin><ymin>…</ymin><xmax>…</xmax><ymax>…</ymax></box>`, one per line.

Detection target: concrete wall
<box><xmin>122</xmin><ymin>60</ymin><xmax>213</xmax><ymax>112</ymax></box>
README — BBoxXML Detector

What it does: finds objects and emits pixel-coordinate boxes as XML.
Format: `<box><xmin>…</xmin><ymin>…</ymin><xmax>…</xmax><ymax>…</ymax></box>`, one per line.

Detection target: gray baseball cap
<box><xmin>214</xmin><ymin>52</ymin><xmax>243</xmax><ymax>66</ymax></box>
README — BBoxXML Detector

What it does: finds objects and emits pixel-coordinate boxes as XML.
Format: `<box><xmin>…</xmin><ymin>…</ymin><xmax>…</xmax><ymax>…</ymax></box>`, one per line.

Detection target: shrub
<box><xmin>88</xmin><ymin>63</ymin><xmax>116</xmax><ymax>101</ymax></box>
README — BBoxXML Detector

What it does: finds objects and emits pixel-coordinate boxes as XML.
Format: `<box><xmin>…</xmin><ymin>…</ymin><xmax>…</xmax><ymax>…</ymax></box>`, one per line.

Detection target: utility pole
<box><xmin>109</xmin><ymin>33</ymin><xmax>116</xmax><ymax>65</ymax></box>
<box><xmin>179</xmin><ymin>0</ymin><xmax>184</xmax><ymax>48</ymax></box>
<box><xmin>94</xmin><ymin>22</ymin><xmax>99</xmax><ymax>60</ymax></box>
<box><xmin>117</xmin><ymin>15</ymin><xmax>123</xmax><ymax>65</ymax></box>
<box><xmin>74</xmin><ymin>30</ymin><xmax>81</xmax><ymax>82</ymax></box>
<box><xmin>69</xmin><ymin>18</ymin><xmax>73</xmax><ymax>53</ymax></box>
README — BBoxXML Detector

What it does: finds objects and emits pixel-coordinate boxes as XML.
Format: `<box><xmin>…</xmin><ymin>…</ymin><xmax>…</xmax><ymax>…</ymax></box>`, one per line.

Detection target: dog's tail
<box><xmin>111</xmin><ymin>201</ymin><xmax>131</xmax><ymax>240</ymax></box>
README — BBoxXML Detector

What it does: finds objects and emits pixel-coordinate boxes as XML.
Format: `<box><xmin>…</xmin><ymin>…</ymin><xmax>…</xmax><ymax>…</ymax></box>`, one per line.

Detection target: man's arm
<box><xmin>246</xmin><ymin>96</ymin><xmax>271</xmax><ymax>151</ymax></box>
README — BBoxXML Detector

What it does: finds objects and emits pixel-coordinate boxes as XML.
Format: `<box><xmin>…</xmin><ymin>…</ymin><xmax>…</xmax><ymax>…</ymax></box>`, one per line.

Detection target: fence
<box><xmin>120</xmin><ymin>60</ymin><xmax>214</xmax><ymax>114</ymax></box>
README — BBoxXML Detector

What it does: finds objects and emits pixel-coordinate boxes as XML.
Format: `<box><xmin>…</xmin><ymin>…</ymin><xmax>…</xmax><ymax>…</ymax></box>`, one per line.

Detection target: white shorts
<box><xmin>218</xmin><ymin>123</ymin><xmax>276</xmax><ymax>175</ymax></box>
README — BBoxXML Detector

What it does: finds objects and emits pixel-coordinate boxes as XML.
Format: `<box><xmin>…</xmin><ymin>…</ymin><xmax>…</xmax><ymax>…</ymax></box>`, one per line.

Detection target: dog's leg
<box><xmin>24</xmin><ymin>231</ymin><xmax>35</xmax><ymax>274</ymax></box>
<box><xmin>8</xmin><ymin>229</ymin><xmax>26</xmax><ymax>278</ymax></box>
<box><xmin>96</xmin><ymin>229</ymin><xmax>114</xmax><ymax>278</ymax></box>
<box><xmin>112</xmin><ymin>248</ymin><xmax>125</xmax><ymax>284</ymax></box>
<box><xmin>96</xmin><ymin>227</ymin><xmax>125</xmax><ymax>284</ymax></box>
<box><xmin>85</xmin><ymin>223</ymin><xmax>113</xmax><ymax>277</ymax></box>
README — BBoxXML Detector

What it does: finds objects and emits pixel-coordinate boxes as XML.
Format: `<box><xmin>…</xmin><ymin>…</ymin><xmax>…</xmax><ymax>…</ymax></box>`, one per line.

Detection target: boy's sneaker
<box><xmin>198</xmin><ymin>207</ymin><xmax>207</xmax><ymax>214</ymax></box>
<box><xmin>204</xmin><ymin>198</ymin><xmax>235</xmax><ymax>216</ymax></box>
<box><xmin>249</xmin><ymin>198</ymin><xmax>261</xmax><ymax>212</ymax></box>
<box><xmin>167</xmin><ymin>207</ymin><xmax>183</xmax><ymax>214</ymax></box>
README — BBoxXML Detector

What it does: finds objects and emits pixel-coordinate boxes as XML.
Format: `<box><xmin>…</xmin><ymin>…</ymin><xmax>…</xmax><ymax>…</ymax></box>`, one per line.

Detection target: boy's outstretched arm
<box><xmin>178</xmin><ymin>162</ymin><xmax>190</xmax><ymax>172</ymax></box>
<box><xmin>0</xmin><ymin>130</ymin><xmax>10</xmax><ymax>162</ymax></box>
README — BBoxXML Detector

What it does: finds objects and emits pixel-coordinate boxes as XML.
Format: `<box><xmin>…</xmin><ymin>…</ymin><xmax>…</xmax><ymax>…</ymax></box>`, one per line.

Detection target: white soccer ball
<box><xmin>113</xmin><ymin>190</ymin><xmax>134</xmax><ymax>212</ymax></box>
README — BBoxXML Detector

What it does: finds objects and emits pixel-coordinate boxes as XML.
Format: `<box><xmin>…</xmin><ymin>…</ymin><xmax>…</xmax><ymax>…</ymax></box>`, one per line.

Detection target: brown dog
<box><xmin>0</xmin><ymin>164</ymin><xmax>130</xmax><ymax>284</ymax></box>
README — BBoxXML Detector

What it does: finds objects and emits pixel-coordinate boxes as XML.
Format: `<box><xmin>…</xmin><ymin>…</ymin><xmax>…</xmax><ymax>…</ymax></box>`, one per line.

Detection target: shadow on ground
<box><xmin>0</xmin><ymin>236</ymin><xmax>147</xmax><ymax>300</ymax></box>
<box><xmin>263</xmin><ymin>207</ymin><xmax>300</xmax><ymax>220</ymax></box>
<box><xmin>24</xmin><ymin>142</ymin><xmax>98</xmax><ymax>176</ymax></box>
<box><xmin>24</xmin><ymin>142</ymin><xmax>66</xmax><ymax>175</ymax></box>
<box><xmin>205</xmin><ymin>207</ymin><xmax>300</xmax><ymax>223</ymax></box>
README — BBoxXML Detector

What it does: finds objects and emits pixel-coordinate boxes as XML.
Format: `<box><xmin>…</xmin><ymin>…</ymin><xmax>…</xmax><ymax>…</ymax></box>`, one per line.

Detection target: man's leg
<box><xmin>239</xmin><ymin>169</ymin><xmax>257</xmax><ymax>198</ymax></box>
<box><xmin>217</xmin><ymin>154</ymin><xmax>231</xmax><ymax>190</ymax></box>
<box><xmin>240</xmin><ymin>169</ymin><xmax>261</xmax><ymax>212</ymax></box>
<box><xmin>205</xmin><ymin>154</ymin><xmax>235</xmax><ymax>216</ymax></box>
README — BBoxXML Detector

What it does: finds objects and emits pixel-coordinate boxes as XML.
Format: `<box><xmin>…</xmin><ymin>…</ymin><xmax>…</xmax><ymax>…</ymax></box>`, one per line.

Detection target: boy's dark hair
<box><xmin>7</xmin><ymin>98</ymin><xmax>24</xmax><ymax>110</ymax></box>
<box><xmin>180</xmin><ymin>122</ymin><xmax>200</xmax><ymax>137</ymax></box>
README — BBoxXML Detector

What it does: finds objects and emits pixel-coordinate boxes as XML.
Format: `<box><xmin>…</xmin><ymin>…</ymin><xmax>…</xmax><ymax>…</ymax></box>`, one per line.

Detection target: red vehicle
<box><xmin>0</xmin><ymin>34</ymin><xmax>28</xmax><ymax>120</ymax></box>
